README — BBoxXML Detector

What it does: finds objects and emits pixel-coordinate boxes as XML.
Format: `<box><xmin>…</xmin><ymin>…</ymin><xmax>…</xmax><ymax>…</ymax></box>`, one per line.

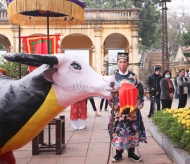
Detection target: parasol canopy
<box><xmin>5</xmin><ymin>0</ymin><xmax>85</xmax><ymax>55</ymax></box>
<box><xmin>6</xmin><ymin>0</ymin><xmax>85</xmax><ymax>26</ymax></box>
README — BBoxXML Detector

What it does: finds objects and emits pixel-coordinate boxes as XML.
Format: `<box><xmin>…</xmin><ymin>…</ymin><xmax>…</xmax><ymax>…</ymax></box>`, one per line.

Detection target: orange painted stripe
<box><xmin>1</xmin><ymin>87</ymin><xmax>64</xmax><ymax>155</ymax></box>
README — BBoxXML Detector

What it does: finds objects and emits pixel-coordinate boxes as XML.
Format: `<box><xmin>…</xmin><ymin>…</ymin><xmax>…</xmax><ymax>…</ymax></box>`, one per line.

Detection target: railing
<box><xmin>170</xmin><ymin>61</ymin><xmax>190</xmax><ymax>66</ymax></box>
<box><xmin>84</xmin><ymin>8</ymin><xmax>140</xmax><ymax>21</ymax></box>
<box><xmin>0</xmin><ymin>8</ymin><xmax>140</xmax><ymax>22</ymax></box>
<box><xmin>0</xmin><ymin>9</ymin><xmax>8</xmax><ymax>21</ymax></box>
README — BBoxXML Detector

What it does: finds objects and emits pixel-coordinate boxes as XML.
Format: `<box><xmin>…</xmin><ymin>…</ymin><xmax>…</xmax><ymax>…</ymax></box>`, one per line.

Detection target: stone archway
<box><xmin>102</xmin><ymin>33</ymin><xmax>129</xmax><ymax>74</ymax></box>
<box><xmin>103</xmin><ymin>33</ymin><xmax>129</xmax><ymax>58</ymax></box>
<box><xmin>0</xmin><ymin>8</ymin><xmax>141</xmax><ymax>75</ymax></box>
<box><xmin>60</xmin><ymin>34</ymin><xmax>94</xmax><ymax>67</ymax></box>
<box><xmin>0</xmin><ymin>34</ymin><xmax>11</xmax><ymax>51</ymax></box>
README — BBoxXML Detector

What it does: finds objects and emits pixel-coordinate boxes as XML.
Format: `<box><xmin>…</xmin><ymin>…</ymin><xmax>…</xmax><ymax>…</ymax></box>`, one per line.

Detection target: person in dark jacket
<box><xmin>147</xmin><ymin>66</ymin><xmax>162</xmax><ymax>117</ymax></box>
<box><xmin>174</xmin><ymin>72</ymin><xmax>179</xmax><ymax>99</ymax></box>
<box><xmin>177</xmin><ymin>69</ymin><xmax>190</xmax><ymax>108</ymax></box>
<box><xmin>185</xmin><ymin>70</ymin><xmax>190</xmax><ymax>96</ymax></box>
<box><xmin>160</xmin><ymin>70</ymin><xmax>174</xmax><ymax>109</ymax></box>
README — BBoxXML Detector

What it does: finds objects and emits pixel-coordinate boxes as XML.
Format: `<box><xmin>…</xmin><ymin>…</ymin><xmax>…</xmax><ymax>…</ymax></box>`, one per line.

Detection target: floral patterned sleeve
<box><xmin>109</xmin><ymin>96</ymin><xmax>120</xmax><ymax>112</ymax></box>
<box><xmin>135</xmin><ymin>80</ymin><xmax>144</xmax><ymax>109</ymax></box>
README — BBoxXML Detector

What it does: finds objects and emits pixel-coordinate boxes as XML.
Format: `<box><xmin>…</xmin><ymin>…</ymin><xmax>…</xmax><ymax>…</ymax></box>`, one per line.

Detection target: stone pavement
<box><xmin>14</xmin><ymin>97</ymin><xmax>190</xmax><ymax>164</ymax></box>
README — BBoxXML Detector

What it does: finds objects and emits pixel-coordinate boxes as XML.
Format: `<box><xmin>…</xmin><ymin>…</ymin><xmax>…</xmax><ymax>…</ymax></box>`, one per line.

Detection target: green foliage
<box><xmin>152</xmin><ymin>111</ymin><xmax>190</xmax><ymax>153</ymax></box>
<box><xmin>85</xmin><ymin>0</ymin><xmax>133</xmax><ymax>9</ymax></box>
<box><xmin>182</xmin><ymin>30</ymin><xmax>190</xmax><ymax>46</ymax></box>
<box><xmin>180</xmin><ymin>132</ymin><xmax>190</xmax><ymax>151</ymax></box>
<box><xmin>0</xmin><ymin>0</ymin><xmax>5</xmax><ymax>9</ymax></box>
<box><xmin>0</xmin><ymin>43</ymin><xmax>4</xmax><ymax>49</ymax></box>
<box><xmin>139</xmin><ymin>0</ymin><xmax>161</xmax><ymax>48</ymax></box>
<box><xmin>0</xmin><ymin>56</ymin><xmax>27</xmax><ymax>79</ymax></box>
<box><xmin>167</xmin><ymin>13</ymin><xmax>190</xmax><ymax>56</ymax></box>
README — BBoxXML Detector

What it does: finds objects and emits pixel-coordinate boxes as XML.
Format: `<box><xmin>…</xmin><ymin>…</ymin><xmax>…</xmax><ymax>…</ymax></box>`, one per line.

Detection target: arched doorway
<box><xmin>0</xmin><ymin>34</ymin><xmax>11</xmax><ymax>51</ymax></box>
<box><xmin>0</xmin><ymin>34</ymin><xmax>11</xmax><ymax>60</ymax></box>
<box><xmin>103</xmin><ymin>33</ymin><xmax>129</xmax><ymax>75</ymax></box>
<box><xmin>60</xmin><ymin>34</ymin><xmax>93</xmax><ymax>66</ymax></box>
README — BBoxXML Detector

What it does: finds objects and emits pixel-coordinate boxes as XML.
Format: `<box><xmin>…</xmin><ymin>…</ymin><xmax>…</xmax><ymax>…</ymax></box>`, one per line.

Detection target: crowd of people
<box><xmin>68</xmin><ymin>52</ymin><xmax>190</xmax><ymax>163</ymax></box>
<box><xmin>1</xmin><ymin>53</ymin><xmax>189</xmax><ymax>163</ymax></box>
<box><xmin>69</xmin><ymin>52</ymin><xmax>147</xmax><ymax>162</ymax></box>
<box><xmin>147</xmin><ymin>67</ymin><xmax>190</xmax><ymax>117</ymax></box>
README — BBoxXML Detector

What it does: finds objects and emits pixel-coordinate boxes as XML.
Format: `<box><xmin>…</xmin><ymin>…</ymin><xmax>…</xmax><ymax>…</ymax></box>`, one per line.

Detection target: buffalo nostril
<box><xmin>109</xmin><ymin>82</ymin><xmax>115</xmax><ymax>88</ymax></box>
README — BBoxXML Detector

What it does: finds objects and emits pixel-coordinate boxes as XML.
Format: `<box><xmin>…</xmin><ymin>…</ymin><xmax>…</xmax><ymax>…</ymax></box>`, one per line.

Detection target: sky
<box><xmin>167</xmin><ymin>0</ymin><xmax>190</xmax><ymax>16</ymax></box>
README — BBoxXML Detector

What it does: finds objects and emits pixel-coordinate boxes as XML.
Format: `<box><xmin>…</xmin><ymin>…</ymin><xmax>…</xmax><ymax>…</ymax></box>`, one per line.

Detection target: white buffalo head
<box><xmin>4</xmin><ymin>53</ymin><xmax>117</xmax><ymax>107</ymax></box>
<box><xmin>49</xmin><ymin>54</ymin><xmax>117</xmax><ymax>107</ymax></box>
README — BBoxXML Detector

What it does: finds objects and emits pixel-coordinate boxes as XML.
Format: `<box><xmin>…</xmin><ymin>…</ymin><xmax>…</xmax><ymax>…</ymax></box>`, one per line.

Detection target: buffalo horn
<box><xmin>4</xmin><ymin>53</ymin><xmax>58</xmax><ymax>66</ymax></box>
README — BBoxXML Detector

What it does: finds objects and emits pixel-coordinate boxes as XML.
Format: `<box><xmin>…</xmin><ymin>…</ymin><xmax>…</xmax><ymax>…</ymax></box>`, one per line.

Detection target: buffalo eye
<box><xmin>70</xmin><ymin>61</ymin><xmax>81</xmax><ymax>70</ymax></box>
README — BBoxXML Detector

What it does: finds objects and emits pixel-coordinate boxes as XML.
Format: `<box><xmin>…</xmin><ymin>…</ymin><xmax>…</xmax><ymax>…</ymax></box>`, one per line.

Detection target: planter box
<box><xmin>148</xmin><ymin>122</ymin><xmax>190</xmax><ymax>164</ymax></box>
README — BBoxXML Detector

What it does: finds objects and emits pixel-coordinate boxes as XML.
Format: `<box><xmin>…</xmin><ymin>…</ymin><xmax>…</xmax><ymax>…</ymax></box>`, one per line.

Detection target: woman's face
<box><xmin>117</xmin><ymin>58</ymin><xmax>128</xmax><ymax>73</ymax></box>
<box><xmin>180</xmin><ymin>70</ymin><xmax>185</xmax><ymax>77</ymax></box>
<box><xmin>165</xmin><ymin>72</ymin><xmax>170</xmax><ymax>75</ymax></box>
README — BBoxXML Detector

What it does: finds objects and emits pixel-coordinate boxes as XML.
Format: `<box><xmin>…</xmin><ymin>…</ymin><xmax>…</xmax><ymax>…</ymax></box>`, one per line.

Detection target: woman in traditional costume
<box><xmin>108</xmin><ymin>52</ymin><xmax>147</xmax><ymax>162</ymax></box>
<box><xmin>0</xmin><ymin>68</ymin><xmax>8</xmax><ymax>76</ymax></box>
<box><xmin>70</xmin><ymin>99</ymin><xmax>87</xmax><ymax>130</ymax></box>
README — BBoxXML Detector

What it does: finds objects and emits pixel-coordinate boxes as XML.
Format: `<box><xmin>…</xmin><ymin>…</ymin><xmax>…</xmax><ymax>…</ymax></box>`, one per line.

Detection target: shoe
<box><xmin>112</xmin><ymin>152</ymin><xmax>122</xmax><ymax>162</ymax></box>
<box><xmin>147</xmin><ymin>115</ymin><xmax>151</xmax><ymax>118</ymax></box>
<box><xmin>78</xmin><ymin>126</ymin><xmax>87</xmax><ymax>130</ymax></box>
<box><xmin>128</xmin><ymin>153</ymin><xmax>142</xmax><ymax>162</ymax></box>
<box><xmin>99</xmin><ymin>109</ymin><xmax>102</xmax><ymax>111</ymax></box>
<box><xmin>104</xmin><ymin>109</ymin><xmax>108</xmax><ymax>111</ymax></box>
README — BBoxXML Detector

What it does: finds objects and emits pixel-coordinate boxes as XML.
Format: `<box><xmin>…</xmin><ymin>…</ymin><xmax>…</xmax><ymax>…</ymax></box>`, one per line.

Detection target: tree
<box><xmin>0</xmin><ymin>43</ymin><xmax>5</xmax><ymax>49</ymax></box>
<box><xmin>182</xmin><ymin>30</ymin><xmax>190</xmax><ymax>46</ymax></box>
<box><xmin>138</xmin><ymin>0</ymin><xmax>161</xmax><ymax>48</ymax></box>
<box><xmin>85</xmin><ymin>0</ymin><xmax>133</xmax><ymax>8</ymax></box>
<box><xmin>0</xmin><ymin>0</ymin><xmax>6</xmax><ymax>9</ymax></box>
<box><xmin>167</xmin><ymin>10</ymin><xmax>190</xmax><ymax>57</ymax></box>
<box><xmin>0</xmin><ymin>56</ymin><xmax>27</xmax><ymax>79</ymax></box>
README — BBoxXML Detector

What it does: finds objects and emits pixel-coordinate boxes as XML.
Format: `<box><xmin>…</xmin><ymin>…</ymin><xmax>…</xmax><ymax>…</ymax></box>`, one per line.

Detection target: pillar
<box><xmin>131</xmin><ymin>27</ymin><xmax>139</xmax><ymax>77</ymax></box>
<box><xmin>10</xmin><ymin>25</ymin><xmax>20</xmax><ymax>52</ymax></box>
<box><xmin>91</xmin><ymin>45</ymin><xmax>96</xmax><ymax>70</ymax></box>
<box><xmin>101</xmin><ymin>45</ymin><xmax>105</xmax><ymax>74</ymax></box>
<box><xmin>93</xmin><ymin>25</ymin><xmax>102</xmax><ymax>74</ymax></box>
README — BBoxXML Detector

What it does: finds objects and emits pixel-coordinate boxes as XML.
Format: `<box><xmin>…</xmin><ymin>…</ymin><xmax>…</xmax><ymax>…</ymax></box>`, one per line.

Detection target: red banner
<box><xmin>21</xmin><ymin>35</ymin><xmax>60</xmax><ymax>72</ymax></box>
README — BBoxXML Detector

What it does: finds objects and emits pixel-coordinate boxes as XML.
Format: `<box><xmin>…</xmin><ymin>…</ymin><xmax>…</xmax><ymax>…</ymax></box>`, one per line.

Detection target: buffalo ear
<box><xmin>44</xmin><ymin>68</ymin><xmax>58</xmax><ymax>83</ymax></box>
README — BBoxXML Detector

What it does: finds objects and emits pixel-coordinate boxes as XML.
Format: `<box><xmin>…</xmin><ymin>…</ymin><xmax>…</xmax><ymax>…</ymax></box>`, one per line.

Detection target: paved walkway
<box><xmin>14</xmin><ymin>97</ymin><xmax>190</xmax><ymax>164</ymax></box>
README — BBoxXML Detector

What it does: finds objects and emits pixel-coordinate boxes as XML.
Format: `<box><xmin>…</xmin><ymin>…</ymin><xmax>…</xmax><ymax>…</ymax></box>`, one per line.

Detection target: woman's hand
<box><xmin>113</xmin><ymin>105</ymin><xmax>119</xmax><ymax>110</ymax></box>
<box><xmin>169</xmin><ymin>93</ymin><xmax>173</xmax><ymax>99</ymax></box>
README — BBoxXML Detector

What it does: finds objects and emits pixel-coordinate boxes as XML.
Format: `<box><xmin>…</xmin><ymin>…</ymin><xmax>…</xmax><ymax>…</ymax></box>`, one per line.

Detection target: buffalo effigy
<box><xmin>0</xmin><ymin>53</ymin><xmax>116</xmax><ymax>163</ymax></box>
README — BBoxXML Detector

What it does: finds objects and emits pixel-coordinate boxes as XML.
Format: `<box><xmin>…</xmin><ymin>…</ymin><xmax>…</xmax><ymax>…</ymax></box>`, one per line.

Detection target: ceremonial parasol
<box><xmin>5</xmin><ymin>0</ymin><xmax>85</xmax><ymax>54</ymax></box>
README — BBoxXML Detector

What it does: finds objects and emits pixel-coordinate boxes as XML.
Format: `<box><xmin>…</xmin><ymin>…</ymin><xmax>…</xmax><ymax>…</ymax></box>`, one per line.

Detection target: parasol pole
<box><xmin>107</xmin><ymin>88</ymin><xmax>118</xmax><ymax>164</ymax></box>
<box><xmin>18</xmin><ymin>25</ymin><xmax>21</xmax><ymax>79</ymax></box>
<box><xmin>47</xmin><ymin>14</ymin><xmax>50</xmax><ymax>54</ymax></box>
